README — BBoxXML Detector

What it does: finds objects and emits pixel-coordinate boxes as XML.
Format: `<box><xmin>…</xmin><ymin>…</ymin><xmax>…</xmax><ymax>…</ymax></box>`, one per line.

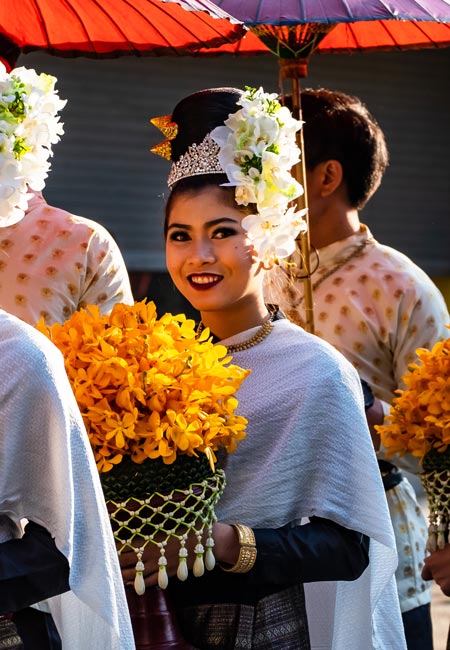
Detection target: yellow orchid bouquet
<box><xmin>376</xmin><ymin>330</ymin><xmax>450</xmax><ymax>552</ymax></box>
<box><xmin>37</xmin><ymin>300</ymin><xmax>249</xmax><ymax>592</ymax></box>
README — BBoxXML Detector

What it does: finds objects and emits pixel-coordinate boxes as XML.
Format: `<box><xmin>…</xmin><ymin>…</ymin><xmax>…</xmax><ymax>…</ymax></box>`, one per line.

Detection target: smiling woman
<box><xmin>166</xmin><ymin>186</ymin><xmax>266</xmax><ymax>340</ymax></box>
<box><xmin>142</xmin><ymin>85</ymin><xmax>409</xmax><ymax>650</ymax></box>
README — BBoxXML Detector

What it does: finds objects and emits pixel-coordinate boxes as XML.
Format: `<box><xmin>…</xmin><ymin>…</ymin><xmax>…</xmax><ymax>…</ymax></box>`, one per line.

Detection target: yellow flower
<box><xmin>376</xmin><ymin>328</ymin><xmax>450</xmax><ymax>460</ymax></box>
<box><xmin>37</xmin><ymin>300</ymin><xmax>249</xmax><ymax>472</ymax></box>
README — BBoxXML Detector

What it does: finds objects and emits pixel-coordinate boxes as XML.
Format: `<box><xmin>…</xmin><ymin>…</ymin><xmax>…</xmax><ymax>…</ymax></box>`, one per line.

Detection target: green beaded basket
<box><xmin>101</xmin><ymin>453</ymin><xmax>216</xmax><ymax>500</ymax></box>
<box><xmin>100</xmin><ymin>453</ymin><xmax>226</xmax><ymax>593</ymax></box>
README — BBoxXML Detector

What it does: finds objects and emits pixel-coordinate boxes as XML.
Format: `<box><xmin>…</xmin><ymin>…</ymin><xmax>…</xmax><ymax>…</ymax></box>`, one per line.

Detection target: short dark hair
<box><xmin>299</xmin><ymin>88</ymin><xmax>389</xmax><ymax>209</ymax></box>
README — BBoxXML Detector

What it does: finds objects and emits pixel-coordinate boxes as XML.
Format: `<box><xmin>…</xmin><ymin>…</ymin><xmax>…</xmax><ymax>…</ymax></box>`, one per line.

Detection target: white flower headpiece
<box><xmin>210</xmin><ymin>86</ymin><xmax>307</xmax><ymax>264</ymax></box>
<box><xmin>0</xmin><ymin>62</ymin><xmax>67</xmax><ymax>227</ymax></box>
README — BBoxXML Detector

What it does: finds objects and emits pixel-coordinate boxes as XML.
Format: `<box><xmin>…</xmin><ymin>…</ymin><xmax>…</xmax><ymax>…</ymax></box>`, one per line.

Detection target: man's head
<box><xmin>300</xmin><ymin>88</ymin><xmax>389</xmax><ymax>210</ymax></box>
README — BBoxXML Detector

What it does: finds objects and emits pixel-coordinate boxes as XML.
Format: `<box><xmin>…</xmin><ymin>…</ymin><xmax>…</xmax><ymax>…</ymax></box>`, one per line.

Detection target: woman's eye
<box><xmin>168</xmin><ymin>230</ymin><xmax>189</xmax><ymax>242</ymax></box>
<box><xmin>212</xmin><ymin>227</ymin><xmax>237</xmax><ymax>239</ymax></box>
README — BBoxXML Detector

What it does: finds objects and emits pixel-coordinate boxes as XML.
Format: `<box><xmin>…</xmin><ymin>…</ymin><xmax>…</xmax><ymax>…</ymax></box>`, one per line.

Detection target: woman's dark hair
<box><xmin>170</xmin><ymin>87</ymin><xmax>242</xmax><ymax>163</ymax></box>
<box><xmin>164</xmin><ymin>87</ymin><xmax>243</xmax><ymax>234</ymax></box>
<box><xmin>296</xmin><ymin>88</ymin><xmax>389</xmax><ymax>209</ymax></box>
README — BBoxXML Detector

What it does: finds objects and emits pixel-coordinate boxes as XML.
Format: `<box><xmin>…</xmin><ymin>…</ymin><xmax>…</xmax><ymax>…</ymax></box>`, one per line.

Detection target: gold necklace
<box><xmin>197</xmin><ymin>310</ymin><xmax>275</xmax><ymax>353</ymax></box>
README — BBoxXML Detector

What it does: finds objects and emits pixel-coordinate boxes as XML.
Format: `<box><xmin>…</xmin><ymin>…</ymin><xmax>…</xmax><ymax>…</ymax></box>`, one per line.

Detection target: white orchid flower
<box><xmin>212</xmin><ymin>87</ymin><xmax>307</xmax><ymax>264</ymax></box>
<box><xmin>242</xmin><ymin>205</ymin><xmax>308</xmax><ymax>263</ymax></box>
<box><xmin>0</xmin><ymin>65</ymin><xmax>66</xmax><ymax>227</ymax></box>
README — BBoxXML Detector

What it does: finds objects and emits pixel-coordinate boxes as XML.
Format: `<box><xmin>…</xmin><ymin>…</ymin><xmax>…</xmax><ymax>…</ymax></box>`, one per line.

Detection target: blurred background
<box><xmin>17</xmin><ymin>47</ymin><xmax>450</xmax><ymax>319</ymax></box>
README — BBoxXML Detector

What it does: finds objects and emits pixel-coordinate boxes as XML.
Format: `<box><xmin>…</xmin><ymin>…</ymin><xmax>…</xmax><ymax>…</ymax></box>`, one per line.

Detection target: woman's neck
<box><xmin>200</xmin><ymin>303</ymin><xmax>271</xmax><ymax>340</ymax></box>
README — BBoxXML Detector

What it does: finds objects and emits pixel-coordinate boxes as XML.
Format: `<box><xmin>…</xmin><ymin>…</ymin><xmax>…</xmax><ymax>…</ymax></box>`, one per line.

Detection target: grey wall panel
<box><xmin>18</xmin><ymin>48</ymin><xmax>450</xmax><ymax>276</ymax></box>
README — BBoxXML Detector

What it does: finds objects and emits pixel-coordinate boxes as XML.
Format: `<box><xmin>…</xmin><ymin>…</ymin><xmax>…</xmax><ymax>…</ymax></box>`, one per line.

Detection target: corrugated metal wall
<box><xmin>19</xmin><ymin>48</ymin><xmax>450</xmax><ymax>277</ymax></box>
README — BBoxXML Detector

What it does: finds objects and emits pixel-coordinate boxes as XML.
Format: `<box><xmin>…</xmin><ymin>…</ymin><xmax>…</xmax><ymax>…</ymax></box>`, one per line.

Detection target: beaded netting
<box><xmin>420</xmin><ymin>448</ymin><xmax>450</xmax><ymax>553</ymax></box>
<box><xmin>101</xmin><ymin>455</ymin><xmax>226</xmax><ymax>594</ymax></box>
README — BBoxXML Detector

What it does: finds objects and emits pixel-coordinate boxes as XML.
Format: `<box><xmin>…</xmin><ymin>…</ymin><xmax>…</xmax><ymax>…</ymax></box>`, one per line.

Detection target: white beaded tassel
<box><xmin>426</xmin><ymin>523</ymin><xmax>437</xmax><ymax>553</ymax></box>
<box><xmin>134</xmin><ymin>551</ymin><xmax>146</xmax><ymax>595</ymax></box>
<box><xmin>205</xmin><ymin>527</ymin><xmax>216</xmax><ymax>571</ymax></box>
<box><xmin>177</xmin><ymin>537</ymin><xmax>189</xmax><ymax>581</ymax></box>
<box><xmin>193</xmin><ymin>531</ymin><xmax>205</xmax><ymax>577</ymax></box>
<box><xmin>158</xmin><ymin>544</ymin><xmax>169</xmax><ymax>589</ymax></box>
<box><xmin>437</xmin><ymin>522</ymin><xmax>447</xmax><ymax>549</ymax></box>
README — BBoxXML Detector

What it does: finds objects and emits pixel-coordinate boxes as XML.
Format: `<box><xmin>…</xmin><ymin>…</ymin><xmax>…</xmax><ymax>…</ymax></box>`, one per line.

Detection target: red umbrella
<box><xmin>208</xmin><ymin>0</ymin><xmax>450</xmax><ymax>333</ymax></box>
<box><xmin>0</xmin><ymin>0</ymin><xmax>247</xmax><ymax>70</ymax></box>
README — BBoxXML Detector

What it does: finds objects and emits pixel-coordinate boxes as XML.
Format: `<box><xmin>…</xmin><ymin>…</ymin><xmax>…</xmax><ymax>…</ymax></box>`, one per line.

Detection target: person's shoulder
<box><xmin>367</xmin><ymin>239</ymin><xmax>433</xmax><ymax>280</ymax></box>
<box><xmin>26</xmin><ymin>194</ymin><xmax>114</xmax><ymax>239</ymax></box>
<box><xmin>65</xmin><ymin>212</ymin><xmax>113</xmax><ymax>238</ymax></box>
<box><xmin>0</xmin><ymin>310</ymin><xmax>62</xmax><ymax>371</ymax></box>
<box><xmin>270</xmin><ymin>319</ymin><xmax>361</xmax><ymax>392</ymax></box>
<box><xmin>272</xmin><ymin>318</ymin><xmax>354</xmax><ymax>367</ymax></box>
<box><xmin>365</xmin><ymin>238</ymin><xmax>446</xmax><ymax>298</ymax></box>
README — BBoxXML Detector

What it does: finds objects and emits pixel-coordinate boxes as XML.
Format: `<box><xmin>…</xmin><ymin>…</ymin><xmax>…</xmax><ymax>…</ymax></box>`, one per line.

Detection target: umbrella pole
<box><xmin>279</xmin><ymin>60</ymin><xmax>315</xmax><ymax>334</ymax></box>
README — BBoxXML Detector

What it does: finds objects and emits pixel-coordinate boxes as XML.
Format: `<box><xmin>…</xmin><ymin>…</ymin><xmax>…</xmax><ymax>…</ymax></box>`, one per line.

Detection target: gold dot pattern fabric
<box><xmin>265</xmin><ymin>224</ymin><xmax>450</xmax><ymax>613</ymax></box>
<box><xmin>387</xmin><ymin>478</ymin><xmax>431</xmax><ymax>610</ymax></box>
<box><xmin>0</xmin><ymin>193</ymin><xmax>133</xmax><ymax>325</ymax></box>
<box><xmin>266</xmin><ymin>226</ymin><xmax>449</xmax><ymax>407</ymax></box>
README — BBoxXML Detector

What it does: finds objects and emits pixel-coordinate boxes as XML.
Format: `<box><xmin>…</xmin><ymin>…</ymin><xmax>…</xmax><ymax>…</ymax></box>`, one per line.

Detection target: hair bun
<box><xmin>170</xmin><ymin>87</ymin><xmax>242</xmax><ymax>161</ymax></box>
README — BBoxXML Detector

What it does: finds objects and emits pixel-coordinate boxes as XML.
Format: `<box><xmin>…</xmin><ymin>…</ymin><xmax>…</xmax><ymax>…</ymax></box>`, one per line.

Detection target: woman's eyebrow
<box><xmin>166</xmin><ymin>222</ymin><xmax>191</xmax><ymax>231</ymax></box>
<box><xmin>167</xmin><ymin>217</ymin><xmax>240</xmax><ymax>231</ymax></box>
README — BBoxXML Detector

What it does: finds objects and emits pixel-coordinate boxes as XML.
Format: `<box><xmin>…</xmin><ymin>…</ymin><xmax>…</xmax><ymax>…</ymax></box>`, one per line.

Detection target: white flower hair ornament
<box><xmin>210</xmin><ymin>87</ymin><xmax>307</xmax><ymax>265</ymax></box>
<box><xmin>0</xmin><ymin>62</ymin><xmax>66</xmax><ymax>227</ymax></box>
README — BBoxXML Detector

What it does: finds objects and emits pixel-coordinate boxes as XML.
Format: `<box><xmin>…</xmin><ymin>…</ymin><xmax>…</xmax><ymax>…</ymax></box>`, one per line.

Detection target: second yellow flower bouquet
<box><xmin>376</xmin><ymin>332</ymin><xmax>450</xmax><ymax>552</ymax></box>
<box><xmin>38</xmin><ymin>300</ymin><xmax>249</xmax><ymax>593</ymax></box>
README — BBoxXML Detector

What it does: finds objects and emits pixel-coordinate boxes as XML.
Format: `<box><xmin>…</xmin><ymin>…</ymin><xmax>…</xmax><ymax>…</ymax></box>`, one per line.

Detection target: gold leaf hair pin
<box><xmin>150</xmin><ymin>115</ymin><xmax>178</xmax><ymax>160</ymax></box>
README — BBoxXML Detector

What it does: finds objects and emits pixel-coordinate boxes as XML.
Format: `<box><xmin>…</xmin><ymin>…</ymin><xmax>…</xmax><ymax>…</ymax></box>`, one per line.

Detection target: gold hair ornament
<box><xmin>150</xmin><ymin>115</ymin><xmax>178</xmax><ymax>160</ymax></box>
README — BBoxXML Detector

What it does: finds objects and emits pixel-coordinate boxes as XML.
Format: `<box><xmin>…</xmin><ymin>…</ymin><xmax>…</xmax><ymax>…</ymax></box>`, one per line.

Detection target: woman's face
<box><xmin>166</xmin><ymin>186</ymin><xmax>264</xmax><ymax>318</ymax></box>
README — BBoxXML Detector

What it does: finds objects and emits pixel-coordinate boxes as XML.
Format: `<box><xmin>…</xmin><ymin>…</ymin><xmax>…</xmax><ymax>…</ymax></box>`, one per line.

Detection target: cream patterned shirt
<box><xmin>0</xmin><ymin>192</ymin><xmax>133</xmax><ymax>325</ymax></box>
<box><xmin>265</xmin><ymin>224</ymin><xmax>450</xmax><ymax>613</ymax></box>
<box><xmin>265</xmin><ymin>225</ymin><xmax>449</xmax><ymax>406</ymax></box>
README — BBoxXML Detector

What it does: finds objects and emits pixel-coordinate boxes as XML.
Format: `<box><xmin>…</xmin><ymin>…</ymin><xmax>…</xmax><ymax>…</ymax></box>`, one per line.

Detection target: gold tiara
<box><xmin>167</xmin><ymin>133</ymin><xmax>224</xmax><ymax>189</ymax></box>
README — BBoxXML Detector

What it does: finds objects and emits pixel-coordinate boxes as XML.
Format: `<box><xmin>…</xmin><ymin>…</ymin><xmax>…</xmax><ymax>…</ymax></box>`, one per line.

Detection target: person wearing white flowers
<box><xmin>0</xmin><ymin>62</ymin><xmax>132</xmax><ymax>327</ymax></box>
<box><xmin>120</xmin><ymin>86</ymin><xmax>406</xmax><ymax>648</ymax></box>
<box><xmin>0</xmin><ymin>63</ymin><xmax>134</xmax><ymax>648</ymax></box>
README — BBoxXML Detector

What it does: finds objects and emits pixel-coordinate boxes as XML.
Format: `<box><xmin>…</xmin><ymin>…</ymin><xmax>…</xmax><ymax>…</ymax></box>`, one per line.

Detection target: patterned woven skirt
<box><xmin>175</xmin><ymin>583</ymin><xmax>311</xmax><ymax>650</ymax></box>
<box><xmin>0</xmin><ymin>617</ymin><xmax>22</xmax><ymax>650</ymax></box>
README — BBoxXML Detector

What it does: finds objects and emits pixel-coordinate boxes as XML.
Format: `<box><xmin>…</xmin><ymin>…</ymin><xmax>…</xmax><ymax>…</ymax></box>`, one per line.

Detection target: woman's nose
<box><xmin>188</xmin><ymin>238</ymin><xmax>216</xmax><ymax>264</ymax></box>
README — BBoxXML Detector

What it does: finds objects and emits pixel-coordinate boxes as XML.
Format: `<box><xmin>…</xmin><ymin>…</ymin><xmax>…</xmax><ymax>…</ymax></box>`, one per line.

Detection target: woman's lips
<box><xmin>188</xmin><ymin>273</ymin><xmax>223</xmax><ymax>290</ymax></box>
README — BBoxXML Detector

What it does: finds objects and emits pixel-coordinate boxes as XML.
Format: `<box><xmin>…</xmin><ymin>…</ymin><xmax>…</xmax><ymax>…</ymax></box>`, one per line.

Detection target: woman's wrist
<box><xmin>213</xmin><ymin>522</ymin><xmax>240</xmax><ymax>566</ymax></box>
<box><xmin>215</xmin><ymin>523</ymin><xmax>257</xmax><ymax>573</ymax></box>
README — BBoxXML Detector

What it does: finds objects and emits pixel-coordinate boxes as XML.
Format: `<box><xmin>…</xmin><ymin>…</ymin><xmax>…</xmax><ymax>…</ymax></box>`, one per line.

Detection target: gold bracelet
<box><xmin>220</xmin><ymin>524</ymin><xmax>257</xmax><ymax>573</ymax></box>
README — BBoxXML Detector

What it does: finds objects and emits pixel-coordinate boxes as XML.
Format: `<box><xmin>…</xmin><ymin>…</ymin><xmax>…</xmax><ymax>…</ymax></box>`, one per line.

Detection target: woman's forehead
<box><xmin>168</xmin><ymin>187</ymin><xmax>242</xmax><ymax>221</ymax></box>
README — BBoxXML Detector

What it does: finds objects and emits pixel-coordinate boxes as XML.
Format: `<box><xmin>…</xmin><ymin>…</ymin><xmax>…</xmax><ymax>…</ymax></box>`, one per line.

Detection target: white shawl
<box><xmin>217</xmin><ymin>319</ymin><xmax>406</xmax><ymax>650</ymax></box>
<box><xmin>0</xmin><ymin>310</ymin><xmax>135</xmax><ymax>650</ymax></box>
